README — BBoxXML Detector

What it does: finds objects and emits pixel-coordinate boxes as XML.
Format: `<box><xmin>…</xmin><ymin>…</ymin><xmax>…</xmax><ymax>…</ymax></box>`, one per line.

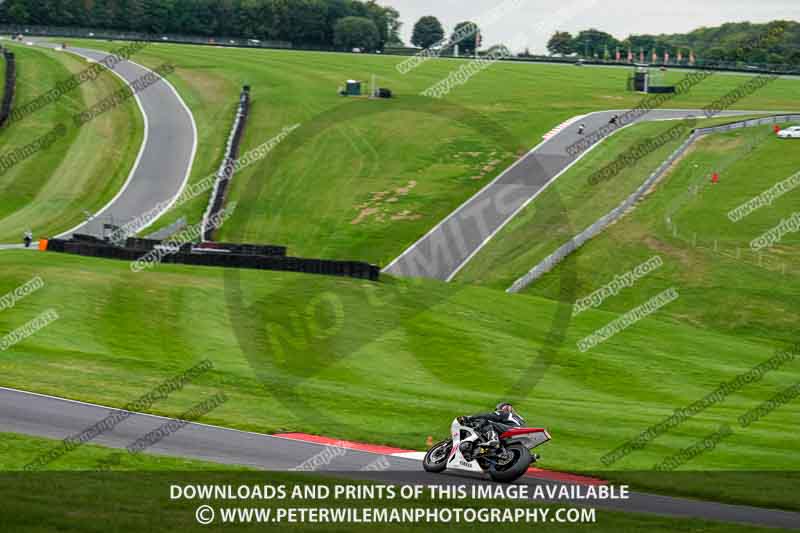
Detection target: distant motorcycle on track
<box><xmin>423</xmin><ymin>417</ymin><xmax>551</xmax><ymax>483</ymax></box>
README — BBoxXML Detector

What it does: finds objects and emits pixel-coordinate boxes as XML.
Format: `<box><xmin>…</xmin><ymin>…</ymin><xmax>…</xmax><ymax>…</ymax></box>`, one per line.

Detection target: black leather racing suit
<box><xmin>465</xmin><ymin>410</ymin><xmax>525</xmax><ymax>443</ymax></box>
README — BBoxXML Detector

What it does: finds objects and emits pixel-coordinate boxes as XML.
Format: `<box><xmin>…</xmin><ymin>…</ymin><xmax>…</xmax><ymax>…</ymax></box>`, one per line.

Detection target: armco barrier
<box><xmin>507</xmin><ymin>114</ymin><xmax>800</xmax><ymax>293</ymax></box>
<box><xmin>0</xmin><ymin>49</ymin><xmax>16</xmax><ymax>128</ymax></box>
<box><xmin>202</xmin><ymin>86</ymin><xmax>250</xmax><ymax>241</ymax></box>
<box><xmin>46</xmin><ymin>238</ymin><xmax>378</xmax><ymax>281</ymax></box>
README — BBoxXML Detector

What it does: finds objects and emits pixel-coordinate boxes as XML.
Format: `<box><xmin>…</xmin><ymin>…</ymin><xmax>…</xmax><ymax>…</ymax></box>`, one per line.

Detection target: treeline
<box><xmin>547</xmin><ymin>20</ymin><xmax>800</xmax><ymax>65</ymax></box>
<box><xmin>0</xmin><ymin>0</ymin><xmax>402</xmax><ymax>49</ymax></box>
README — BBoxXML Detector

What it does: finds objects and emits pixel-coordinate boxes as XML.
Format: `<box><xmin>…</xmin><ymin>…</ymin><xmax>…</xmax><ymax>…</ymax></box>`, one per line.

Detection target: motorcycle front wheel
<box><xmin>488</xmin><ymin>444</ymin><xmax>531</xmax><ymax>483</ymax></box>
<box><xmin>423</xmin><ymin>439</ymin><xmax>452</xmax><ymax>473</ymax></box>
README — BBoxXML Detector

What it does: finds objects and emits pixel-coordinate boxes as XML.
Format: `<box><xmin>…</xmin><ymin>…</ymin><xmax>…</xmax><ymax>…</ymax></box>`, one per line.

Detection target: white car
<box><xmin>778</xmin><ymin>126</ymin><xmax>800</xmax><ymax>139</ymax></box>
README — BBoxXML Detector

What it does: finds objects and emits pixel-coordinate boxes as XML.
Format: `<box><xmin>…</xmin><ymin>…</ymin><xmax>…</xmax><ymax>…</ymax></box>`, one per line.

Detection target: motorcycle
<box><xmin>423</xmin><ymin>417</ymin><xmax>551</xmax><ymax>483</ymax></box>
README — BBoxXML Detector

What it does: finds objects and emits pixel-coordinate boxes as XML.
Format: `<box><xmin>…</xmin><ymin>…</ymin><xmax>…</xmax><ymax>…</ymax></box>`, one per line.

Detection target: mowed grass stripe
<box><xmin>0</xmin><ymin>251</ymin><xmax>796</xmax><ymax>494</ymax></box>
<box><xmin>0</xmin><ymin>43</ymin><xmax>142</xmax><ymax>242</ymax></box>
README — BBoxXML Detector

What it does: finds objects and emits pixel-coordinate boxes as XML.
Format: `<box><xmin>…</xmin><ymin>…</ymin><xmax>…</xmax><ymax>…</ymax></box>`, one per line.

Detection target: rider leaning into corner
<box><xmin>459</xmin><ymin>402</ymin><xmax>524</xmax><ymax>448</ymax></box>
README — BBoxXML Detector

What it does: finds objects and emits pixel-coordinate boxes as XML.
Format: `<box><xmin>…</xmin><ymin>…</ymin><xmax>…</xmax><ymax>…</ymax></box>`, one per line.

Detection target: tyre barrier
<box><xmin>72</xmin><ymin>233</ymin><xmax>107</xmax><ymax>244</ymax></box>
<box><xmin>0</xmin><ymin>48</ymin><xmax>16</xmax><ymax>128</ymax></box>
<box><xmin>191</xmin><ymin>241</ymin><xmax>287</xmax><ymax>257</ymax></box>
<box><xmin>202</xmin><ymin>86</ymin><xmax>250</xmax><ymax>241</ymax></box>
<box><xmin>123</xmin><ymin>237</ymin><xmax>165</xmax><ymax>251</ymax></box>
<box><xmin>45</xmin><ymin>237</ymin><xmax>379</xmax><ymax>281</ymax></box>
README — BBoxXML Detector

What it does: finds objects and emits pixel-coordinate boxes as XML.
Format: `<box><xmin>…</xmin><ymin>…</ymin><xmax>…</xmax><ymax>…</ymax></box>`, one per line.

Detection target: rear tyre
<box><xmin>423</xmin><ymin>439</ymin><xmax>452</xmax><ymax>473</ymax></box>
<box><xmin>488</xmin><ymin>444</ymin><xmax>531</xmax><ymax>483</ymax></box>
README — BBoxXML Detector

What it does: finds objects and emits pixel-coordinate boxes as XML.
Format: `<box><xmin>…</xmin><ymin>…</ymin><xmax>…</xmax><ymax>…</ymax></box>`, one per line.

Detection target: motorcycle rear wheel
<box><xmin>423</xmin><ymin>439</ymin><xmax>452</xmax><ymax>473</ymax></box>
<box><xmin>488</xmin><ymin>444</ymin><xmax>531</xmax><ymax>483</ymax></box>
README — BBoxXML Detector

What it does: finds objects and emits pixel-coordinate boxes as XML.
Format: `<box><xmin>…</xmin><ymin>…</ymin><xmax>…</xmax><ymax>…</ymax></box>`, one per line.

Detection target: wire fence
<box><xmin>507</xmin><ymin>114</ymin><xmax>800</xmax><ymax>293</ymax></box>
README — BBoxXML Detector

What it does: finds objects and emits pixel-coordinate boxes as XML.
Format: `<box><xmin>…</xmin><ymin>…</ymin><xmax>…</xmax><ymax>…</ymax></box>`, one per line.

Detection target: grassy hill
<box><xmin>39</xmin><ymin>39</ymin><xmax>800</xmax><ymax>267</ymax></box>
<box><xmin>454</xmin><ymin>114</ymin><xmax>778</xmax><ymax>289</ymax></box>
<box><xmin>524</xmin><ymin>124</ymin><xmax>800</xmax><ymax>346</ymax></box>
<box><xmin>0</xmin><ymin>42</ymin><xmax>142</xmax><ymax>242</ymax></box>
<box><xmin>1</xmin><ymin>248</ymin><xmax>798</xmax><ymax>508</ymax></box>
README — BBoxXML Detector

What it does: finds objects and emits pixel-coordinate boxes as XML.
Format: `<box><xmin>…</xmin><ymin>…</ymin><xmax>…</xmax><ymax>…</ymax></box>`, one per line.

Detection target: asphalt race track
<box><xmin>383</xmin><ymin>108</ymin><xmax>779</xmax><ymax>281</ymax></box>
<box><xmin>1</xmin><ymin>387</ymin><xmax>799</xmax><ymax>529</ymax></box>
<box><xmin>30</xmin><ymin>39</ymin><xmax>197</xmax><ymax>239</ymax></box>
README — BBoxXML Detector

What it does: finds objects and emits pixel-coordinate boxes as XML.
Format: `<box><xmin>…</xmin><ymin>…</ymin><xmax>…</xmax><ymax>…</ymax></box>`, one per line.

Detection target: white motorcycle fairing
<box><xmin>446</xmin><ymin>418</ymin><xmax>551</xmax><ymax>473</ymax></box>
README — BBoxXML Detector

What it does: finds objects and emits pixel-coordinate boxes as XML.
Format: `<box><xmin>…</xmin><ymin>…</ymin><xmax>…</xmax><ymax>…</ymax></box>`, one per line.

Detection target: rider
<box><xmin>459</xmin><ymin>402</ymin><xmax>525</xmax><ymax>448</ymax></box>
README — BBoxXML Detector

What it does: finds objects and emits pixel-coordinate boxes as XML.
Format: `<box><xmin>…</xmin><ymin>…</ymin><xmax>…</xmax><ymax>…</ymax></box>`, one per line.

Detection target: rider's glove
<box><xmin>458</xmin><ymin>416</ymin><xmax>470</xmax><ymax>425</ymax></box>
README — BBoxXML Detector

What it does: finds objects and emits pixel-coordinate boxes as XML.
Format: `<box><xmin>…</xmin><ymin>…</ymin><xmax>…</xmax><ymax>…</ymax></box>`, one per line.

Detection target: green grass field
<box><xmin>526</xmin><ymin>124</ymin><xmax>800</xmax><ymax>346</ymax></box>
<box><xmin>454</xmin><ymin>115</ymin><xmax>779</xmax><ymax>289</ymax></box>
<box><xmin>43</xmin><ymin>39</ymin><xmax>800</xmax><ymax>266</ymax></box>
<box><xmin>0</xmin><ymin>42</ymin><xmax>142</xmax><ymax>243</ymax></box>
<box><xmin>1</xmin><ymin>40</ymin><xmax>799</xmax><ymax>512</ymax></box>
<box><xmin>0</xmin><ymin>431</ymin><xmax>249</xmax><ymax>471</ymax></box>
<box><xmin>0</xmin><ymin>433</ymin><xmax>790</xmax><ymax>533</ymax></box>
<box><xmin>1</xmin><ymin>245</ymin><xmax>798</xmax><ymax>508</ymax></box>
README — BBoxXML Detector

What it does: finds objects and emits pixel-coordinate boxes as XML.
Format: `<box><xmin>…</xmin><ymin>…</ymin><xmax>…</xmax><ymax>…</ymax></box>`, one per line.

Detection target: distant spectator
<box><xmin>23</xmin><ymin>230</ymin><xmax>32</xmax><ymax>248</ymax></box>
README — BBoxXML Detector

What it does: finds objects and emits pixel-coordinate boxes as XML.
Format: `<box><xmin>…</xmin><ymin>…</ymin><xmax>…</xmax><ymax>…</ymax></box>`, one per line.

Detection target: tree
<box><xmin>363</xmin><ymin>1</ymin><xmax>395</xmax><ymax>49</ymax></box>
<box><xmin>333</xmin><ymin>16</ymin><xmax>379</xmax><ymax>51</ymax></box>
<box><xmin>5</xmin><ymin>0</ymin><xmax>31</xmax><ymax>23</ymax></box>
<box><xmin>121</xmin><ymin>0</ymin><xmax>146</xmax><ymax>32</ymax></box>
<box><xmin>574</xmin><ymin>28</ymin><xmax>619</xmax><ymax>58</ymax></box>
<box><xmin>451</xmin><ymin>21</ymin><xmax>480</xmax><ymax>55</ymax></box>
<box><xmin>546</xmin><ymin>31</ymin><xmax>573</xmax><ymax>55</ymax></box>
<box><xmin>90</xmin><ymin>0</ymin><xmax>114</xmax><ymax>29</ymax></box>
<box><xmin>140</xmin><ymin>0</ymin><xmax>174</xmax><ymax>34</ymax></box>
<box><xmin>288</xmin><ymin>0</ymin><xmax>329</xmax><ymax>44</ymax></box>
<box><xmin>707</xmin><ymin>47</ymin><xmax>727</xmax><ymax>61</ymax></box>
<box><xmin>42</xmin><ymin>0</ymin><xmax>76</xmax><ymax>27</ymax></box>
<box><xmin>383</xmin><ymin>6</ymin><xmax>403</xmax><ymax>46</ymax></box>
<box><xmin>410</xmin><ymin>15</ymin><xmax>443</xmax><ymax>49</ymax></box>
<box><xmin>626</xmin><ymin>34</ymin><xmax>657</xmax><ymax>53</ymax></box>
